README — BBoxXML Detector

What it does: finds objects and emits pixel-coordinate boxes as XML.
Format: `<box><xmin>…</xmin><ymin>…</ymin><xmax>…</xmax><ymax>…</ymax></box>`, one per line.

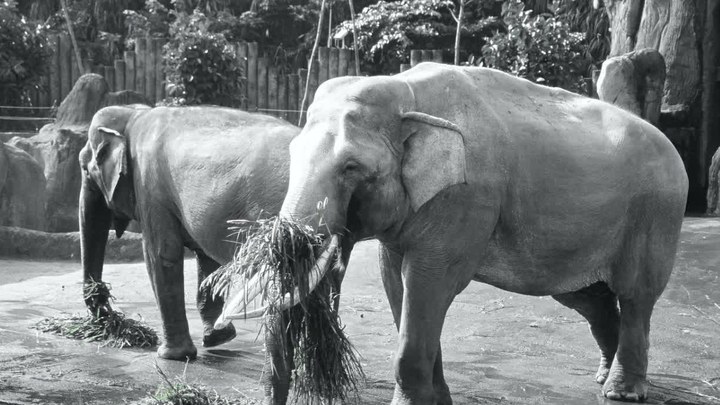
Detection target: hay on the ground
<box><xmin>35</xmin><ymin>279</ymin><xmax>158</xmax><ymax>349</ymax></box>
<box><xmin>203</xmin><ymin>216</ymin><xmax>365</xmax><ymax>403</ymax></box>
<box><xmin>135</xmin><ymin>363</ymin><xmax>258</xmax><ymax>405</ymax></box>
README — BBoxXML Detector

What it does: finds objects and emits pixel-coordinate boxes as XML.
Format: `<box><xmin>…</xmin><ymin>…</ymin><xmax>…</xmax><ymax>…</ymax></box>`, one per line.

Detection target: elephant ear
<box><xmin>400</xmin><ymin>112</ymin><xmax>467</xmax><ymax>212</ymax></box>
<box><xmin>90</xmin><ymin>126</ymin><xmax>128</xmax><ymax>205</ymax></box>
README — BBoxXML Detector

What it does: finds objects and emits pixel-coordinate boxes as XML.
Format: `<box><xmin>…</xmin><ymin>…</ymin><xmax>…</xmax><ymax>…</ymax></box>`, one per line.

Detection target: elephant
<box><xmin>79</xmin><ymin>105</ymin><xmax>298</xmax><ymax>360</ymax></box>
<box><xmin>219</xmin><ymin>62</ymin><xmax>688</xmax><ymax>404</ymax></box>
<box><xmin>0</xmin><ymin>142</ymin><xmax>47</xmax><ymax>230</ymax></box>
<box><xmin>596</xmin><ymin>48</ymin><xmax>666</xmax><ymax>126</ymax></box>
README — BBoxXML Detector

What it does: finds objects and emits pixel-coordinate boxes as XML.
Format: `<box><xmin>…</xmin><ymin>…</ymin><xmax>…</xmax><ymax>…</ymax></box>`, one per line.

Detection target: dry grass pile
<box><xmin>204</xmin><ymin>217</ymin><xmax>365</xmax><ymax>403</ymax></box>
<box><xmin>35</xmin><ymin>279</ymin><xmax>158</xmax><ymax>349</ymax></box>
<box><xmin>135</xmin><ymin>363</ymin><xmax>257</xmax><ymax>405</ymax></box>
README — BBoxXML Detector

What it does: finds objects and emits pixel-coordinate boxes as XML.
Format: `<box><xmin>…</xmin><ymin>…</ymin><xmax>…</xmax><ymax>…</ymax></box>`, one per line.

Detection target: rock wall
<box><xmin>8</xmin><ymin>74</ymin><xmax>150</xmax><ymax>232</ymax></box>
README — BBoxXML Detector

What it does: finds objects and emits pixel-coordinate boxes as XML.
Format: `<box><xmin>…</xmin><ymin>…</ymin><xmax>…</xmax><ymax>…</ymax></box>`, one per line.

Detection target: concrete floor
<box><xmin>0</xmin><ymin>217</ymin><xmax>719</xmax><ymax>404</ymax></box>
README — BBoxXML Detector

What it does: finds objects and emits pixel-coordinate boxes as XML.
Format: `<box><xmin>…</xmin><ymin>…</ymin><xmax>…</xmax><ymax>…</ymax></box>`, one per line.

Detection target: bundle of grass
<box><xmin>35</xmin><ymin>279</ymin><xmax>158</xmax><ymax>349</ymax></box>
<box><xmin>136</xmin><ymin>363</ymin><xmax>257</xmax><ymax>405</ymax></box>
<box><xmin>204</xmin><ymin>217</ymin><xmax>365</xmax><ymax>403</ymax></box>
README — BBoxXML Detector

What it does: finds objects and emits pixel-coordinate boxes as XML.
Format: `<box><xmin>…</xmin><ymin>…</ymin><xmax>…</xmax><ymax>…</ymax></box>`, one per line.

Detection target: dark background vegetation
<box><xmin>1</xmin><ymin>0</ymin><xmax>610</xmax><ymax>108</ymax></box>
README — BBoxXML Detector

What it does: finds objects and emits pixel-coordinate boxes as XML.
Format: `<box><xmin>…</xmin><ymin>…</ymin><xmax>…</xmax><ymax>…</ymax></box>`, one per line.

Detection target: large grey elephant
<box><xmin>79</xmin><ymin>105</ymin><xmax>298</xmax><ymax>360</ymax></box>
<box><xmin>220</xmin><ymin>63</ymin><xmax>688</xmax><ymax>403</ymax></box>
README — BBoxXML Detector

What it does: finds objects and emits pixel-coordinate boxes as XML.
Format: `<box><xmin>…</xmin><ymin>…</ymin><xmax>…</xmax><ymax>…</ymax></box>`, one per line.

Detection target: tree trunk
<box><xmin>602</xmin><ymin>0</ymin><xmax>708</xmax><ymax>211</ymax></box>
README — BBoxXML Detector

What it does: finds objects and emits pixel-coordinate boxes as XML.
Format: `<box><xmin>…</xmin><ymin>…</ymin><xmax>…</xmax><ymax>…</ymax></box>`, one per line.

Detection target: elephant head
<box><xmin>221</xmin><ymin>72</ymin><xmax>468</xmax><ymax>316</ymax></box>
<box><xmin>79</xmin><ymin>105</ymin><xmax>143</xmax><ymax>313</ymax></box>
<box><xmin>596</xmin><ymin>48</ymin><xmax>666</xmax><ymax>125</ymax></box>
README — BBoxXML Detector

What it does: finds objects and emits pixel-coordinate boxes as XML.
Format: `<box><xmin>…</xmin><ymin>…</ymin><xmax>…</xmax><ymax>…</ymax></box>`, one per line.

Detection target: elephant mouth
<box><xmin>214</xmin><ymin>234</ymin><xmax>340</xmax><ymax>329</ymax></box>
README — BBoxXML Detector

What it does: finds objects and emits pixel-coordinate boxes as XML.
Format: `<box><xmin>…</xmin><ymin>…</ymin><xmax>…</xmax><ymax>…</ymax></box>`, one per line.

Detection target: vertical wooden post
<box><xmin>146</xmin><ymin>36</ymin><xmax>157</xmax><ymax>102</ymax></box>
<box><xmin>70</xmin><ymin>54</ymin><xmax>80</xmax><ymax>89</ymax></box>
<box><xmin>135</xmin><ymin>38</ymin><xmax>146</xmax><ymax>97</ymax></box>
<box><xmin>278</xmin><ymin>74</ymin><xmax>289</xmax><ymax>121</ymax></box>
<box><xmin>432</xmin><ymin>49</ymin><xmax>443</xmax><ymax>63</ymax></box>
<box><xmin>49</xmin><ymin>35</ymin><xmax>61</xmax><ymax>105</ymax></box>
<box><xmin>258</xmin><ymin>56</ymin><xmax>269</xmax><ymax>111</ymax></box>
<box><xmin>114</xmin><ymin>59</ymin><xmax>126</xmax><ymax>93</ymax></box>
<box><xmin>339</xmin><ymin>49</ymin><xmax>350</xmax><ymax>77</ymax></box>
<box><xmin>422</xmin><ymin>50</ymin><xmax>433</xmax><ymax>63</ymax></box>
<box><xmin>329</xmin><ymin>48</ymin><xmax>339</xmax><ymax>79</ymax></box>
<box><xmin>410</xmin><ymin>50</ymin><xmax>422</xmax><ymax>67</ymax></box>
<box><xmin>318</xmin><ymin>47</ymin><xmax>330</xmax><ymax>84</ymax></box>
<box><xmin>124</xmin><ymin>50</ymin><xmax>136</xmax><ymax>91</ymax></box>
<box><xmin>287</xmin><ymin>74</ymin><xmax>299</xmax><ymax>124</ymax></box>
<box><xmin>104</xmin><ymin>66</ymin><xmax>115</xmax><ymax>92</ymax></box>
<box><xmin>309</xmin><ymin>60</ymin><xmax>320</xmax><ymax>106</ymax></box>
<box><xmin>59</xmin><ymin>34</ymin><xmax>72</xmax><ymax>99</ymax></box>
<box><xmin>247</xmin><ymin>42</ymin><xmax>259</xmax><ymax>111</ymax></box>
<box><xmin>348</xmin><ymin>60</ymin><xmax>357</xmax><ymax>76</ymax></box>
<box><xmin>268</xmin><ymin>66</ymin><xmax>278</xmax><ymax>117</ymax></box>
<box><xmin>154</xmin><ymin>39</ymin><xmax>165</xmax><ymax>102</ymax></box>
<box><xmin>237</xmin><ymin>42</ymin><xmax>249</xmax><ymax>110</ymax></box>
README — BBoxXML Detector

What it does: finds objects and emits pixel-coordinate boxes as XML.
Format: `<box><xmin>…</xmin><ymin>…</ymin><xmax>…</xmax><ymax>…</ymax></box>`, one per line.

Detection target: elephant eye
<box><xmin>95</xmin><ymin>145</ymin><xmax>108</xmax><ymax>162</ymax></box>
<box><xmin>343</xmin><ymin>160</ymin><xmax>360</xmax><ymax>174</ymax></box>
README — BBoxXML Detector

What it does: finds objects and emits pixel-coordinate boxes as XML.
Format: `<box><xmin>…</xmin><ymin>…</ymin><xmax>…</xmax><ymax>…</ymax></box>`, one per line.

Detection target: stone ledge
<box><xmin>0</xmin><ymin>226</ymin><xmax>144</xmax><ymax>262</ymax></box>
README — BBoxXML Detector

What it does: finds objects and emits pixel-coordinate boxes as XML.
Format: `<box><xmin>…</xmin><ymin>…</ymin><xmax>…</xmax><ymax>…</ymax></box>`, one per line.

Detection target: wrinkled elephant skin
<box><xmin>79</xmin><ymin>105</ymin><xmax>298</xmax><ymax>361</ymax></box>
<box><xmin>246</xmin><ymin>63</ymin><xmax>689</xmax><ymax>404</ymax></box>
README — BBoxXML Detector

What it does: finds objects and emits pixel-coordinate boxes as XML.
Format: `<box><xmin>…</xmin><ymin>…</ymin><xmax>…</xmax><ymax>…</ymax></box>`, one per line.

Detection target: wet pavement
<box><xmin>0</xmin><ymin>217</ymin><xmax>719</xmax><ymax>404</ymax></box>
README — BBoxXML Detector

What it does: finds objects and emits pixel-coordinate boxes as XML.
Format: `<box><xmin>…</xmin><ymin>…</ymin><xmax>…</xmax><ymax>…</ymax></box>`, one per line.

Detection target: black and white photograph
<box><xmin>0</xmin><ymin>0</ymin><xmax>718</xmax><ymax>403</ymax></box>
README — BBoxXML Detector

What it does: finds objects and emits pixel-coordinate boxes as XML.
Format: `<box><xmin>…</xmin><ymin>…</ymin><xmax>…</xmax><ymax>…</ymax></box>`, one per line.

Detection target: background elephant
<box><xmin>0</xmin><ymin>142</ymin><xmax>47</xmax><ymax>230</ymax></box>
<box><xmin>596</xmin><ymin>48</ymin><xmax>666</xmax><ymax>125</ymax></box>
<box><xmin>220</xmin><ymin>63</ymin><xmax>688</xmax><ymax>404</ymax></box>
<box><xmin>80</xmin><ymin>105</ymin><xmax>298</xmax><ymax>360</ymax></box>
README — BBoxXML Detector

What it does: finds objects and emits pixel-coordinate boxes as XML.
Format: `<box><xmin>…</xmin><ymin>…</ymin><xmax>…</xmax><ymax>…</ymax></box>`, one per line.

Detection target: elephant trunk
<box><xmin>629</xmin><ymin>48</ymin><xmax>666</xmax><ymax>126</ymax></box>
<box><xmin>79</xmin><ymin>177</ymin><xmax>113</xmax><ymax>316</ymax></box>
<box><xmin>262</xmin><ymin>311</ymin><xmax>294</xmax><ymax>405</ymax></box>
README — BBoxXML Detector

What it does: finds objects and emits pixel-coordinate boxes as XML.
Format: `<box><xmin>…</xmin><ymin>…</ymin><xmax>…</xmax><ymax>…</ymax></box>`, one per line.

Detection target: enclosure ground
<box><xmin>0</xmin><ymin>217</ymin><xmax>719</xmax><ymax>404</ymax></box>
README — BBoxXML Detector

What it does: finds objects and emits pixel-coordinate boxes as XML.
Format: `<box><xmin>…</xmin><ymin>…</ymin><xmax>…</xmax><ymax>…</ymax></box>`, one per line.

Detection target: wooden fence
<box><xmin>31</xmin><ymin>34</ymin><xmax>444</xmax><ymax>124</ymax></box>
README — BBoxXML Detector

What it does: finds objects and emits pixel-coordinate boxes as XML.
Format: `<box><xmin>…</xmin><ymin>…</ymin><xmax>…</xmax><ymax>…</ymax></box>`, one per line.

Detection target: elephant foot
<box><xmin>203</xmin><ymin>323</ymin><xmax>236</xmax><ymax>348</ymax></box>
<box><xmin>596</xmin><ymin>355</ymin><xmax>612</xmax><ymax>384</ymax></box>
<box><xmin>157</xmin><ymin>342</ymin><xmax>197</xmax><ymax>361</ymax></box>
<box><xmin>602</xmin><ymin>367</ymin><xmax>647</xmax><ymax>402</ymax></box>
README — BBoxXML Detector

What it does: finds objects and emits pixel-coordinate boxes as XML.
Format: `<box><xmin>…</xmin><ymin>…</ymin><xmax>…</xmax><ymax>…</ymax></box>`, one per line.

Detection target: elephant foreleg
<box><xmin>381</xmin><ymin>244</ymin><xmax>453</xmax><ymax>405</ymax></box>
<box><xmin>79</xmin><ymin>179</ymin><xmax>112</xmax><ymax>316</ymax></box>
<box><xmin>195</xmin><ymin>250</ymin><xmax>236</xmax><ymax>347</ymax></box>
<box><xmin>142</xmin><ymin>208</ymin><xmax>196</xmax><ymax>360</ymax></box>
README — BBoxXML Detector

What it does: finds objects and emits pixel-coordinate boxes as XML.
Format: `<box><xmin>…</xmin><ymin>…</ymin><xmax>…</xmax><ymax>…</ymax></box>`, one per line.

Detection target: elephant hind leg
<box><xmin>552</xmin><ymin>282</ymin><xmax>620</xmax><ymax>385</ymax></box>
<box><xmin>195</xmin><ymin>250</ymin><xmax>236</xmax><ymax>347</ymax></box>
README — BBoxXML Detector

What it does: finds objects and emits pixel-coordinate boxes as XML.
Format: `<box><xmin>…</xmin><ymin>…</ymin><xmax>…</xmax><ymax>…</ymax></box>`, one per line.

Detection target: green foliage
<box><xmin>477</xmin><ymin>0</ymin><xmax>590</xmax><ymax>93</ymax></box>
<box><xmin>334</xmin><ymin>0</ymin><xmax>508</xmax><ymax>75</ymax></box>
<box><xmin>0</xmin><ymin>1</ymin><xmax>51</xmax><ymax>106</ymax></box>
<box><xmin>162</xmin><ymin>10</ymin><xmax>244</xmax><ymax>107</ymax></box>
<box><xmin>335</xmin><ymin>0</ymin><xmax>452</xmax><ymax>74</ymax></box>
<box><xmin>124</xmin><ymin>0</ymin><xmax>172</xmax><ymax>48</ymax></box>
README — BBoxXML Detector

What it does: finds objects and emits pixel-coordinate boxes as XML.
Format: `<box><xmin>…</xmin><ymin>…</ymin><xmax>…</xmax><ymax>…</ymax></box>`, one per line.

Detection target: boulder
<box><xmin>13</xmin><ymin>74</ymin><xmax>150</xmax><ymax>232</ymax></box>
<box><xmin>0</xmin><ymin>143</ymin><xmax>47</xmax><ymax>231</ymax></box>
